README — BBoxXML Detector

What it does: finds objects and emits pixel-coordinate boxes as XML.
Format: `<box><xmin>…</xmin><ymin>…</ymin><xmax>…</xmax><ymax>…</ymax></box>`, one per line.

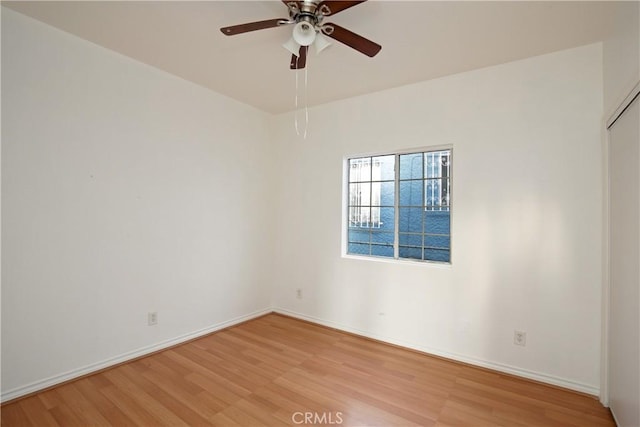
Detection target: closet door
<box><xmin>608</xmin><ymin>93</ymin><xmax>640</xmax><ymax>427</ymax></box>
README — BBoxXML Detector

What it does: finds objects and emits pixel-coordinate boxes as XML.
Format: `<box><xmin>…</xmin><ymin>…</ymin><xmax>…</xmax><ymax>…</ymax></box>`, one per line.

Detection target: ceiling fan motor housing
<box><xmin>288</xmin><ymin>1</ymin><xmax>326</xmax><ymax>27</ymax></box>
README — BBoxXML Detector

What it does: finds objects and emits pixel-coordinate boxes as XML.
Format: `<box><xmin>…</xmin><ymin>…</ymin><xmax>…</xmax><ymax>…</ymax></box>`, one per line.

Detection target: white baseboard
<box><xmin>274</xmin><ymin>308</ymin><xmax>600</xmax><ymax>397</ymax></box>
<box><xmin>1</xmin><ymin>308</ymin><xmax>272</xmax><ymax>403</ymax></box>
<box><xmin>3</xmin><ymin>307</ymin><xmax>600</xmax><ymax>402</ymax></box>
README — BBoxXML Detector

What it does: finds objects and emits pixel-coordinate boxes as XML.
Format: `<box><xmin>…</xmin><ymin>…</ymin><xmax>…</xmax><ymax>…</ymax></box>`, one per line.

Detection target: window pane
<box><xmin>399</xmin><ymin>233</ymin><xmax>422</xmax><ymax>247</ymax></box>
<box><xmin>377</xmin><ymin>181</ymin><xmax>395</xmax><ymax>206</ymax></box>
<box><xmin>425</xmin><ymin>151</ymin><xmax>450</xmax><ymax>178</ymax></box>
<box><xmin>377</xmin><ymin>207</ymin><xmax>395</xmax><ymax>231</ymax></box>
<box><xmin>349</xmin><ymin>183</ymin><xmax>371</xmax><ymax>206</ymax></box>
<box><xmin>425</xmin><ymin>178</ymin><xmax>450</xmax><ymax>209</ymax></box>
<box><xmin>371</xmin><ymin>244</ymin><xmax>394</xmax><ymax>257</ymax></box>
<box><xmin>425</xmin><ymin>234</ymin><xmax>450</xmax><ymax>249</ymax></box>
<box><xmin>348</xmin><ymin>243</ymin><xmax>370</xmax><ymax>255</ymax></box>
<box><xmin>349</xmin><ymin>206</ymin><xmax>372</xmax><ymax>228</ymax></box>
<box><xmin>399</xmin><ymin>180</ymin><xmax>423</xmax><ymax>207</ymax></box>
<box><xmin>372</xmin><ymin>155</ymin><xmax>395</xmax><ymax>181</ymax></box>
<box><xmin>399</xmin><ymin>207</ymin><xmax>423</xmax><ymax>233</ymax></box>
<box><xmin>424</xmin><ymin>211</ymin><xmax>450</xmax><ymax>234</ymax></box>
<box><xmin>440</xmin><ymin>151</ymin><xmax>451</xmax><ymax>180</ymax></box>
<box><xmin>424</xmin><ymin>248</ymin><xmax>450</xmax><ymax>263</ymax></box>
<box><xmin>347</xmin><ymin>149</ymin><xmax>450</xmax><ymax>264</ymax></box>
<box><xmin>399</xmin><ymin>153</ymin><xmax>423</xmax><ymax>180</ymax></box>
<box><xmin>348</xmin><ymin>206</ymin><xmax>357</xmax><ymax>226</ymax></box>
<box><xmin>424</xmin><ymin>151</ymin><xmax>436</xmax><ymax>179</ymax></box>
<box><xmin>399</xmin><ymin>246</ymin><xmax>422</xmax><ymax>260</ymax></box>
<box><xmin>425</xmin><ymin>179</ymin><xmax>441</xmax><ymax>207</ymax></box>
<box><xmin>348</xmin><ymin>229</ymin><xmax>370</xmax><ymax>244</ymax></box>
<box><xmin>349</xmin><ymin>158</ymin><xmax>371</xmax><ymax>182</ymax></box>
<box><xmin>371</xmin><ymin>231</ymin><xmax>394</xmax><ymax>244</ymax></box>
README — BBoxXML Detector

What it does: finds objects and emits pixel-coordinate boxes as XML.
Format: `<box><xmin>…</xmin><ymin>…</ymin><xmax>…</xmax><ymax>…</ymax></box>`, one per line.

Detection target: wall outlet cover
<box><xmin>514</xmin><ymin>330</ymin><xmax>526</xmax><ymax>346</ymax></box>
<box><xmin>148</xmin><ymin>312</ymin><xmax>158</xmax><ymax>326</ymax></box>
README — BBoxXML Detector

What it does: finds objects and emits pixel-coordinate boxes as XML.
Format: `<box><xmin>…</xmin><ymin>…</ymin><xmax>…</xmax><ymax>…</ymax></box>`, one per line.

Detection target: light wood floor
<box><xmin>2</xmin><ymin>313</ymin><xmax>614</xmax><ymax>426</ymax></box>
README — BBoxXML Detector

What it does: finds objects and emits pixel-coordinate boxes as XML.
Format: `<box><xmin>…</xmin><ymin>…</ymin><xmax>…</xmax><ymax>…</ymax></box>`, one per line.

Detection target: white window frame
<box><xmin>342</xmin><ymin>146</ymin><xmax>453</xmax><ymax>265</ymax></box>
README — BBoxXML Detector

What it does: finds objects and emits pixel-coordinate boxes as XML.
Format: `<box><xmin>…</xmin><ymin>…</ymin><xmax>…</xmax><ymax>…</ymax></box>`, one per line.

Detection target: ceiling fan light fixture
<box><xmin>292</xmin><ymin>21</ymin><xmax>316</xmax><ymax>46</ymax></box>
<box><xmin>314</xmin><ymin>32</ymin><xmax>332</xmax><ymax>55</ymax></box>
<box><xmin>283</xmin><ymin>37</ymin><xmax>301</xmax><ymax>56</ymax></box>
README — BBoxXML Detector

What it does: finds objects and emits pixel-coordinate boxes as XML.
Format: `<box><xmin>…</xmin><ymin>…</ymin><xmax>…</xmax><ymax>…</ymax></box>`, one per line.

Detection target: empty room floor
<box><xmin>1</xmin><ymin>314</ymin><xmax>614</xmax><ymax>426</ymax></box>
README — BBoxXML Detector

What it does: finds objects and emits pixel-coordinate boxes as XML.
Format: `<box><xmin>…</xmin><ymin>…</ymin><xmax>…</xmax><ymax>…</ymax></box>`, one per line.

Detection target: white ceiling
<box><xmin>4</xmin><ymin>1</ymin><xmax>618</xmax><ymax>114</ymax></box>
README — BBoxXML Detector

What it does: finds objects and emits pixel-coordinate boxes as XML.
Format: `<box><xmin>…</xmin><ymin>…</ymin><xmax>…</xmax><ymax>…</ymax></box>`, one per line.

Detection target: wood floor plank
<box><xmin>53</xmin><ymin>382</ymin><xmax>112</xmax><ymax>427</ymax></box>
<box><xmin>277</xmin><ymin>367</ymin><xmax>438</xmax><ymax>426</ymax></box>
<box><xmin>1</xmin><ymin>401</ymin><xmax>32</xmax><ymax>426</ymax></box>
<box><xmin>310</xmin><ymin>354</ymin><xmax>451</xmax><ymax>402</ymax></box>
<box><xmin>252</xmin><ymin>382</ymin><xmax>332</xmax><ymax>421</ymax></box>
<box><xmin>226</xmin><ymin>327</ymin><xmax>314</xmax><ymax>363</ymax></box>
<box><xmin>98</xmin><ymin>384</ymin><xmax>169</xmax><ymax>426</ymax></box>
<box><xmin>118</xmin><ymin>364</ymin><xmax>214</xmax><ymax>426</ymax></box>
<box><xmin>438</xmin><ymin>400</ymin><xmax>513</xmax><ymax>427</ymax></box>
<box><xmin>17</xmin><ymin>392</ymin><xmax>60</xmax><ymax>427</ymax></box>
<box><xmin>35</xmin><ymin>388</ymin><xmax>66</xmax><ymax>411</ymax></box>
<box><xmin>184</xmin><ymin>372</ymin><xmax>247</xmax><ymax>407</ymax></box>
<box><xmin>543</xmin><ymin>407</ymin><xmax>615</xmax><ymax>427</ymax></box>
<box><xmin>73</xmin><ymin>377</ymin><xmax>137</xmax><ymax>426</ymax></box>
<box><xmin>217</xmin><ymin>403</ymin><xmax>278</xmax><ymax>427</ymax></box>
<box><xmin>233</xmin><ymin>397</ymin><xmax>290</xmax><ymax>427</ymax></box>
<box><xmin>48</xmin><ymin>400</ymin><xmax>90</xmax><ymax>427</ymax></box>
<box><xmin>137</xmin><ymin>369</ymin><xmax>222</xmax><ymax>422</ymax></box>
<box><xmin>103</xmin><ymin>368</ymin><xmax>188</xmax><ymax>426</ymax></box>
<box><xmin>208</xmin><ymin>410</ymin><xmax>247</xmax><ymax>427</ymax></box>
<box><xmin>452</xmin><ymin>373</ymin><xmax>601</xmax><ymax>423</ymax></box>
<box><xmin>167</xmin><ymin>343</ymin><xmax>264</xmax><ymax>391</ymax></box>
<box><xmin>1</xmin><ymin>313</ymin><xmax>615</xmax><ymax>427</ymax></box>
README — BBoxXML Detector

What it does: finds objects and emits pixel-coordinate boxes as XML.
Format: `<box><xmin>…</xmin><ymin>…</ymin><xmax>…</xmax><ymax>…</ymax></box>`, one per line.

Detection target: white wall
<box><xmin>603</xmin><ymin>1</ymin><xmax>639</xmax><ymax>116</ymax></box>
<box><xmin>1</xmin><ymin>8</ymin><xmax>274</xmax><ymax>400</ymax></box>
<box><xmin>271</xmin><ymin>44</ymin><xmax>604</xmax><ymax>394</ymax></box>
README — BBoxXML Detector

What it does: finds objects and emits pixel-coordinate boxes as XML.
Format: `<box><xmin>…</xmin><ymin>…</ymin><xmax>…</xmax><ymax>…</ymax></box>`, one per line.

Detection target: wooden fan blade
<box><xmin>322</xmin><ymin>23</ymin><xmax>381</xmax><ymax>57</ymax></box>
<box><xmin>290</xmin><ymin>46</ymin><xmax>308</xmax><ymax>69</ymax></box>
<box><xmin>281</xmin><ymin>0</ymin><xmax>301</xmax><ymax>13</ymax></box>
<box><xmin>220</xmin><ymin>19</ymin><xmax>288</xmax><ymax>36</ymax></box>
<box><xmin>318</xmin><ymin>1</ymin><xmax>367</xmax><ymax>16</ymax></box>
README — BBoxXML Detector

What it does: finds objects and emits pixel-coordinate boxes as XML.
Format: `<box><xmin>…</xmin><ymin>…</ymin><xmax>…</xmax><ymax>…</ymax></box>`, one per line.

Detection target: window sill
<box><xmin>341</xmin><ymin>253</ymin><xmax>452</xmax><ymax>268</ymax></box>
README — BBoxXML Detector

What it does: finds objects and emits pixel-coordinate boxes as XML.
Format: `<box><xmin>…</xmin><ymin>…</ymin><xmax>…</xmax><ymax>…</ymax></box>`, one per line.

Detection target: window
<box><xmin>347</xmin><ymin>149</ymin><xmax>451</xmax><ymax>263</ymax></box>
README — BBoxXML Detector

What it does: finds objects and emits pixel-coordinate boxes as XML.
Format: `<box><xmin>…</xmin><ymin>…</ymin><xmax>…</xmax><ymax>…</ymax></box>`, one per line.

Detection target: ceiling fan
<box><xmin>220</xmin><ymin>1</ymin><xmax>382</xmax><ymax>70</ymax></box>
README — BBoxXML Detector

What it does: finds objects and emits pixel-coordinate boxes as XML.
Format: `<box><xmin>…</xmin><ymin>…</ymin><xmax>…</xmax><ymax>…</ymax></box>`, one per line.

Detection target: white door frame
<box><xmin>601</xmin><ymin>81</ymin><xmax>640</xmax><ymax>407</ymax></box>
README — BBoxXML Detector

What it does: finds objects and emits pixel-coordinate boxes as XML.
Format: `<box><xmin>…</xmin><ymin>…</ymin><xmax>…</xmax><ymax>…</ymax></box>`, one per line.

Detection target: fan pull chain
<box><xmin>294</xmin><ymin>54</ymin><xmax>309</xmax><ymax>140</ymax></box>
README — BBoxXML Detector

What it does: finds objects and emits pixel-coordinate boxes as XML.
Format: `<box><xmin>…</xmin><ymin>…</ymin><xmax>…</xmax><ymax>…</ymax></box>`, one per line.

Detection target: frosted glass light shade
<box><xmin>292</xmin><ymin>21</ymin><xmax>316</xmax><ymax>46</ymax></box>
<box><xmin>283</xmin><ymin>37</ymin><xmax>301</xmax><ymax>56</ymax></box>
<box><xmin>314</xmin><ymin>32</ymin><xmax>332</xmax><ymax>54</ymax></box>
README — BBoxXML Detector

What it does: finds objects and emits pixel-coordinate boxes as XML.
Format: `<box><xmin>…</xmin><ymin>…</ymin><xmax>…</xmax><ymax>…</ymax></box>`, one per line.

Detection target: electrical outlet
<box><xmin>514</xmin><ymin>330</ymin><xmax>526</xmax><ymax>346</ymax></box>
<box><xmin>296</xmin><ymin>288</ymin><xmax>302</xmax><ymax>299</ymax></box>
<box><xmin>148</xmin><ymin>312</ymin><xmax>158</xmax><ymax>326</ymax></box>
